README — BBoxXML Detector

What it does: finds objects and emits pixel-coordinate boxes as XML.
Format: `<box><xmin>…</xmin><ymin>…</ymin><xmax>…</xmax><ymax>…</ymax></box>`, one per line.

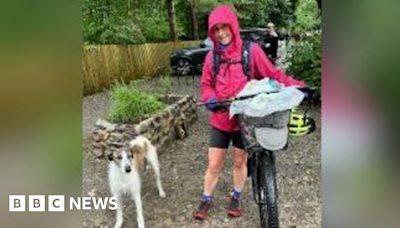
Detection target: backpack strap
<box><xmin>211</xmin><ymin>41</ymin><xmax>252</xmax><ymax>88</ymax></box>
<box><xmin>242</xmin><ymin>40</ymin><xmax>252</xmax><ymax>79</ymax></box>
<box><xmin>211</xmin><ymin>50</ymin><xmax>221</xmax><ymax>88</ymax></box>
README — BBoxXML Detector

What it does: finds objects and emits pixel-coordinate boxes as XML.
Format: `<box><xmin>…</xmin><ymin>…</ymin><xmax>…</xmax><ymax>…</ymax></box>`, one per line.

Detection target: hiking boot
<box><xmin>192</xmin><ymin>201</ymin><xmax>212</xmax><ymax>220</ymax></box>
<box><xmin>226</xmin><ymin>197</ymin><xmax>244</xmax><ymax>217</ymax></box>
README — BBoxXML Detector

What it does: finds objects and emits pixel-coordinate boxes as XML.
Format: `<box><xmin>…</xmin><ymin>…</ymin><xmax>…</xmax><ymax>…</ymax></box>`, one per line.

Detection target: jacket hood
<box><xmin>208</xmin><ymin>5</ymin><xmax>242</xmax><ymax>54</ymax></box>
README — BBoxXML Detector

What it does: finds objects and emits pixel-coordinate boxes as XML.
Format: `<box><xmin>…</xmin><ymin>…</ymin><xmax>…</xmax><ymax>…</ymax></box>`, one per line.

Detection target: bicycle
<box><xmin>197</xmin><ymin>87</ymin><xmax>315</xmax><ymax>228</ymax></box>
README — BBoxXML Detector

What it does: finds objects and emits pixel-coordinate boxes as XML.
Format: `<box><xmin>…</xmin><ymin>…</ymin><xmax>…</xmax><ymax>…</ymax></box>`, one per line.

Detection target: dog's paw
<box><xmin>159</xmin><ymin>190</ymin><xmax>166</xmax><ymax>198</ymax></box>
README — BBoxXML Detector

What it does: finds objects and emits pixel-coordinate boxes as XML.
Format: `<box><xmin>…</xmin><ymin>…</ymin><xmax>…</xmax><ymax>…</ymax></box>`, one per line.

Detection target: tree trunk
<box><xmin>166</xmin><ymin>0</ymin><xmax>177</xmax><ymax>41</ymax></box>
<box><xmin>316</xmin><ymin>0</ymin><xmax>321</xmax><ymax>12</ymax></box>
<box><xmin>190</xmin><ymin>0</ymin><xmax>199</xmax><ymax>40</ymax></box>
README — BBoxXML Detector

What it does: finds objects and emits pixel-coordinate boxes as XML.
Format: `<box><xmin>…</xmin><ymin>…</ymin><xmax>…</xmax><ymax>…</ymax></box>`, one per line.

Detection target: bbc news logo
<box><xmin>9</xmin><ymin>195</ymin><xmax>117</xmax><ymax>212</ymax></box>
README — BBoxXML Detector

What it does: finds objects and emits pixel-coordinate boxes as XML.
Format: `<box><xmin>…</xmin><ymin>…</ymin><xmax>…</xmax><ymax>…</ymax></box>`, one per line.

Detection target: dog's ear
<box><xmin>130</xmin><ymin>144</ymin><xmax>140</xmax><ymax>155</ymax></box>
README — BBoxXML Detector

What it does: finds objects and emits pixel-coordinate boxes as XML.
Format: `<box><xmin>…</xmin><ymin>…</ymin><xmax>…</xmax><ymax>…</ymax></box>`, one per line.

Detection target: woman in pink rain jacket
<box><xmin>193</xmin><ymin>5</ymin><xmax>305</xmax><ymax>220</ymax></box>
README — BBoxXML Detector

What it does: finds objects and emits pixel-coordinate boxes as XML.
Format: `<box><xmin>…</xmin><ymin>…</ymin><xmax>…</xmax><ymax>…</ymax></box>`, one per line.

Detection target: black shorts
<box><xmin>209</xmin><ymin>127</ymin><xmax>245</xmax><ymax>149</ymax></box>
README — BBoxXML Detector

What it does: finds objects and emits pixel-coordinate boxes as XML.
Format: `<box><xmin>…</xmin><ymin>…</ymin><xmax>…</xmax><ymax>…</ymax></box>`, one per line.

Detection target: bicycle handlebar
<box><xmin>196</xmin><ymin>87</ymin><xmax>316</xmax><ymax>106</ymax></box>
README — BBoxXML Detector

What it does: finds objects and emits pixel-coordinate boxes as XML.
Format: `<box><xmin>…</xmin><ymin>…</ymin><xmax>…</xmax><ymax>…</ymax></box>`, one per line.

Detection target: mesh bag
<box><xmin>238</xmin><ymin>110</ymin><xmax>290</xmax><ymax>152</ymax></box>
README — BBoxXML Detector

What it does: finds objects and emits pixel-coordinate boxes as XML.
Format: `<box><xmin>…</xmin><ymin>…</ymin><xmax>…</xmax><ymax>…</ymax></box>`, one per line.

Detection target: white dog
<box><xmin>107</xmin><ymin>136</ymin><xmax>166</xmax><ymax>228</ymax></box>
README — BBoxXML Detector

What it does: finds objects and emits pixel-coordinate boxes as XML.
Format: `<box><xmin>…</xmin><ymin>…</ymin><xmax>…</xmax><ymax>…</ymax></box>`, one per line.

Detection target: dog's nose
<box><xmin>125</xmin><ymin>166</ymin><xmax>131</xmax><ymax>173</ymax></box>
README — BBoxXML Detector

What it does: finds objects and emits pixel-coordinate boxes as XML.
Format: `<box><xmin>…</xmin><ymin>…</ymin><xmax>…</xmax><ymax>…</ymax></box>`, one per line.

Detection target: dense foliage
<box><xmin>83</xmin><ymin>0</ymin><xmax>170</xmax><ymax>44</ymax></box>
<box><xmin>286</xmin><ymin>32</ymin><xmax>321</xmax><ymax>99</ymax></box>
<box><xmin>292</xmin><ymin>0</ymin><xmax>320</xmax><ymax>32</ymax></box>
<box><xmin>286</xmin><ymin>0</ymin><xmax>321</xmax><ymax>99</ymax></box>
<box><xmin>83</xmin><ymin>0</ymin><xmax>306</xmax><ymax>44</ymax></box>
<box><xmin>108</xmin><ymin>82</ymin><xmax>166</xmax><ymax>123</ymax></box>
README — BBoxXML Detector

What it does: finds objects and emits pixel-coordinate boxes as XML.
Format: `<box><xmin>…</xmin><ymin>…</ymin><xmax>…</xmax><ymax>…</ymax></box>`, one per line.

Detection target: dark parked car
<box><xmin>170</xmin><ymin>28</ymin><xmax>269</xmax><ymax>76</ymax></box>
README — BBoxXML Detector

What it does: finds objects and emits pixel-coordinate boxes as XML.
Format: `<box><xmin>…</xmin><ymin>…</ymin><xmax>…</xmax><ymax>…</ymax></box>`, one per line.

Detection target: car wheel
<box><xmin>177</xmin><ymin>58</ymin><xmax>192</xmax><ymax>76</ymax></box>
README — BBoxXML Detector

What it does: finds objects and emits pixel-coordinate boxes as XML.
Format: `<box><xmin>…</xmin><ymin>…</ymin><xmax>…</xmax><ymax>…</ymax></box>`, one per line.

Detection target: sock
<box><xmin>201</xmin><ymin>194</ymin><xmax>213</xmax><ymax>203</ymax></box>
<box><xmin>232</xmin><ymin>188</ymin><xmax>242</xmax><ymax>200</ymax></box>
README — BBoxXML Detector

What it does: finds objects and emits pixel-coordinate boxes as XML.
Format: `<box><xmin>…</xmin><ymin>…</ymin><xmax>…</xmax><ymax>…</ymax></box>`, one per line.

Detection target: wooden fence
<box><xmin>82</xmin><ymin>40</ymin><xmax>200</xmax><ymax>95</ymax></box>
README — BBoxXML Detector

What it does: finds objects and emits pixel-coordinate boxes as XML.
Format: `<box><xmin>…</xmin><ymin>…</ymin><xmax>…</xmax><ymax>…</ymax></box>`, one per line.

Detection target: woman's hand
<box><xmin>205</xmin><ymin>97</ymin><xmax>231</xmax><ymax>112</ymax></box>
<box><xmin>205</xmin><ymin>97</ymin><xmax>218</xmax><ymax>111</ymax></box>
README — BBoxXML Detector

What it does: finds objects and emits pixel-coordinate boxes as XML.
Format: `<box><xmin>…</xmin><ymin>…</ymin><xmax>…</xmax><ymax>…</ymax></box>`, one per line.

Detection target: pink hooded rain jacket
<box><xmin>201</xmin><ymin>5</ymin><xmax>305</xmax><ymax>133</ymax></box>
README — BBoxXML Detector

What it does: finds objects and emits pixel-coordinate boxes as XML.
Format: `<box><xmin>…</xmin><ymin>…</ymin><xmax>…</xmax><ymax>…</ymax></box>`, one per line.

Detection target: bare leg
<box><xmin>232</xmin><ymin>147</ymin><xmax>248</xmax><ymax>191</ymax></box>
<box><xmin>203</xmin><ymin>147</ymin><xmax>227</xmax><ymax>195</ymax></box>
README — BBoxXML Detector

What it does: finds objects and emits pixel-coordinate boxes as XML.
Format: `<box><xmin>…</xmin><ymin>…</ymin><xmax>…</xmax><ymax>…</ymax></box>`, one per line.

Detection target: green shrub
<box><xmin>286</xmin><ymin>33</ymin><xmax>321</xmax><ymax>99</ymax></box>
<box><xmin>292</xmin><ymin>0</ymin><xmax>321</xmax><ymax>32</ymax></box>
<box><xmin>107</xmin><ymin>82</ymin><xmax>166</xmax><ymax>123</ymax></box>
<box><xmin>136</xmin><ymin>13</ymin><xmax>171</xmax><ymax>43</ymax></box>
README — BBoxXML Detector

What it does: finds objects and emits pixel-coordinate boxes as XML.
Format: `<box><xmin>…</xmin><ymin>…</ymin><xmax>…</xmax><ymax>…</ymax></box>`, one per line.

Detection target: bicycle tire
<box><xmin>256</xmin><ymin>151</ymin><xmax>279</xmax><ymax>228</ymax></box>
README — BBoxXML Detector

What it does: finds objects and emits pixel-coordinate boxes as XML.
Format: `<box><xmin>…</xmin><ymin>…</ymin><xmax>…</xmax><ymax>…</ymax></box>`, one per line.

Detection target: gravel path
<box><xmin>82</xmin><ymin>74</ymin><xmax>321</xmax><ymax>228</ymax></box>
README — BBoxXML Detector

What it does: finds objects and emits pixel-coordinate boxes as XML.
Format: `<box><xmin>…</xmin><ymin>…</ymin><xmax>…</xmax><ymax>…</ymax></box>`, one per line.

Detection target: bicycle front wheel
<box><xmin>256</xmin><ymin>151</ymin><xmax>279</xmax><ymax>228</ymax></box>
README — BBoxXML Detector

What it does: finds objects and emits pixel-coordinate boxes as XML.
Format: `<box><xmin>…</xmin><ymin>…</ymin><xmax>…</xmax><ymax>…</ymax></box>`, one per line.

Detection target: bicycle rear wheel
<box><xmin>255</xmin><ymin>151</ymin><xmax>279</xmax><ymax>228</ymax></box>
